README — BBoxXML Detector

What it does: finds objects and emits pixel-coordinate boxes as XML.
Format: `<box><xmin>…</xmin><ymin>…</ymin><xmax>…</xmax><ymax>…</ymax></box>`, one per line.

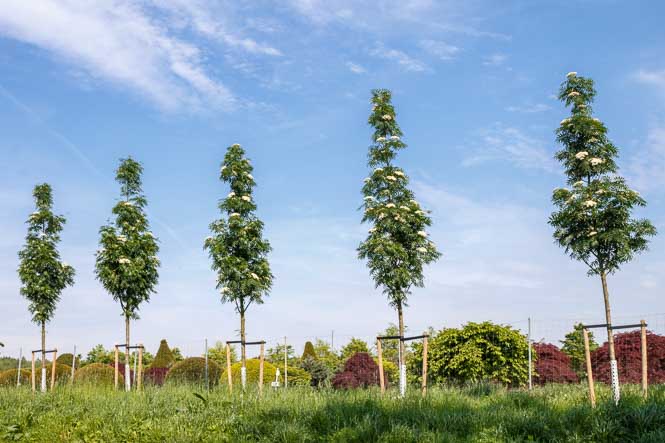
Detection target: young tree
<box><xmin>95</xmin><ymin>158</ymin><xmax>160</xmax><ymax>391</ymax></box>
<box><xmin>561</xmin><ymin>323</ymin><xmax>598</xmax><ymax>378</ymax></box>
<box><xmin>18</xmin><ymin>184</ymin><xmax>75</xmax><ymax>392</ymax></box>
<box><xmin>358</xmin><ymin>89</ymin><xmax>441</xmax><ymax>395</ymax></box>
<box><xmin>550</xmin><ymin>72</ymin><xmax>656</xmax><ymax>403</ymax></box>
<box><xmin>204</xmin><ymin>144</ymin><xmax>273</xmax><ymax>389</ymax></box>
<box><xmin>340</xmin><ymin>338</ymin><xmax>371</xmax><ymax>360</ymax></box>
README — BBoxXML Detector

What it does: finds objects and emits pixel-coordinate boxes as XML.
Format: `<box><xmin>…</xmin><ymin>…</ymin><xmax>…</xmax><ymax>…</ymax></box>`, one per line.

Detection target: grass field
<box><xmin>1</xmin><ymin>383</ymin><xmax>664</xmax><ymax>442</ymax></box>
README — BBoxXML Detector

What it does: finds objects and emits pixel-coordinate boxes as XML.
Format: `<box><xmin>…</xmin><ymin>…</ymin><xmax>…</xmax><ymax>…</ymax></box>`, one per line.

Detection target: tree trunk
<box><xmin>40</xmin><ymin>320</ymin><xmax>46</xmax><ymax>393</ymax></box>
<box><xmin>397</xmin><ymin>301</ymin><xmax>406</xmax><ymax>397</ymax></box>
<box><xmin>125</xmin><ymin>315</ymin><xmax>131</xmax><ymax>392</ymax></box>
<box><xmin>240</xmin><ymin>310</ymin><xmax>246</xmax><ymax>389</ymax></box>
<box><xmin>601</xmin><ymin>271</ymin><xmax>620</xmax><ymax>404</ymax></box>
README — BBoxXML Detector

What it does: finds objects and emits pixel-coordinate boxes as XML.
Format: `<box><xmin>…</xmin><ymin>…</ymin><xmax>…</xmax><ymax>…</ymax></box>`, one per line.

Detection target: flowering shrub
<box><xmin>332</xmin><ymin>352</ymin><xmax>380</xmax><ymax>389</ymax></box>
<box><xmin>532</xmin><ymin>342</ymin><xmax>578</xmax><ymax>384</ymax></box>
<box><xmin>591</xmin><ymin>330</ymin><xmax>665</xmax><ymax>384</ymax></box>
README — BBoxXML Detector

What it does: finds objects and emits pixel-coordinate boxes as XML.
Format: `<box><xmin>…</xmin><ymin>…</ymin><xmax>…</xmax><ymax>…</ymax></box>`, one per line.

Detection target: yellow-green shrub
<box><xmin>221</xmin><ymin>359</ymin><xmax>277</xmax><ymax>385</ymax></box>
<box><xmin>165</xmin><ymin>357</ymin><xmax>221</xmax><ymax>386</ymax></box>
<box><xmin>74</xmin><ymin>363</ymin><xmax>121</xmax><ymax>387</ymax></box>
<box><xmin>0</xmin><ymin>369</ymin><xmax>30</xmax><ymax>386</ymax></box>
<box><xmin>285</xmin><ymin>366</ymin><xmax>311</xmax><ymax>387</ymax></box>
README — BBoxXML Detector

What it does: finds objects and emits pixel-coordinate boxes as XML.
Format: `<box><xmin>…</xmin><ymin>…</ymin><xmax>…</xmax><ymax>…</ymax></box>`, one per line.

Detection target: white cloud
<box><xmin>461</xmin><ymin>125</ymin><xmax>558</xmax><ymax>172</ymax></box>
<box><xmin>635</xmin><ymin>69</ymin><xmax>665</xmax><ymax>92</ymax></box>
<box><xmin>483</xmin><ymin>53</ymin><xmax>507</xmax><ymax>66</ymax></box>
<box><xmin>505</xmin><ymin>103</ymin><xmax>551</xmax><ymax>113</ymax></box>
<box><xmin>370</xmin><ymin>45</ymin><xmax>427</xmax><ymax>72</ymax></box>
<box><xmin>0</xmin><ymin>0</ymin><xmax>240</xmax><ymax>111</ymax></box>
<box><xmin>629</xmin><ymin>124</ymin><xmax>665</xmax><ymax>191</ymax></box>
<box><xmin>419</xmin><ymin>39</ymin><xmax>460</xmax><ymax>60</ymax></box>
<box><xmin>346</xmin><ymin>62</ymin><xmax>367</xmax><ymax>74</ymax></box>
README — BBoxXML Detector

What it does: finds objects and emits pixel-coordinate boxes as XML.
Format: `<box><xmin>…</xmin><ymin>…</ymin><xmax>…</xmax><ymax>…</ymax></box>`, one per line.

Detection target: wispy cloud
<box><xmin>483</xmin><ymin>53</ymin><xmax>507</xmax><ymax>66</ymax></box>
<box><xmin>635</xmin><ymin>69</ymin><xmax>665</xmax><ymax>92</ymax></box>
<box><xmin>419</xmin><ymin>39</ymin><xmax>460</xmax><ymax>61</ymax></box>
<box><xmin>505</xmin><ymin>103</ymin><xmax>551</xmax><ymax>113</ymax></box>
<box><xmin>370</xmin><ymin>45</ymin><xmax>427</xmax><ymax>72</ymax></box>
<box><xmin>629</xmin><ymin>124</ymin><xmax>665</xmax><ymax>192</ymax></box>
<box><xmin>0</xmin><ymin>0</ymin><xmax>236</xmax><ymax>111</ymax></box>
<box><xmin>346</xmin><ymin>62</ymin><xmax>367</xmax><ymax>74</ymax></box>
<box><xmin>461</xmin><ymin>124</ymin><xmax>557</xmax><ymax>172</ymax></box>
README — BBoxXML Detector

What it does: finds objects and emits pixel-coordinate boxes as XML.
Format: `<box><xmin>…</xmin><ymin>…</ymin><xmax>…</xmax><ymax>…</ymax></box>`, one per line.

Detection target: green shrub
<box><xmin>165</xmin><ymin>357</ymin><xmax>221</xmax><ymax>386</ymax></box>
<box><xmin>52</xmin><ymin>363</ymin><xmax>72</xmax><ymax>384</ymax></box>
<box><xmin>302</xmin><ymin>341</ymin><xmax>317</xmax><ymax>360</ymax></box>
<box><xmin>151</xmin><ymin>339</ymin><xmax>175</xmax><ymax>369</ymax></box>
<box><xmin>0</xmin><ymin>369</ymin><xmax>31</xmax><ymax>386</ymax></box>
<box><xmin>222</xmin><ymin>359</ymin><xmax>277</xmax><ymax>386</ymax></box>
<box><xmin>56</xmin><ymin>353</ymin><xmax>80</xmax><ymax>368</ymax></box>
<box><xmin>74</xmin><ymin>363</ymin><xmax>121</xmax><ymax>387</ymax></box>
<box><xmin>285</xmin><ymin>366</ymin><xmax>311</xmax><ymax>387</ymax></box>
<box><xmin>380</xmin><ymin>359</ymin><xmax>398</xmax><ymax>384</ymax></box>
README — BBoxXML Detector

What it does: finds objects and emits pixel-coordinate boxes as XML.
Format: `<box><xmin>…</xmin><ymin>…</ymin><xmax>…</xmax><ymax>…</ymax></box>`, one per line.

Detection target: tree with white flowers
<box><xmin>18</xmin><ymin>184</ymin><xmax>75</xmax><ymax>392</ymax></box>
<box><xmin>204</xmin><ymin>144</ymin><xmax>273</xmax><ymax>389</ymax></box>
<box><xmin>95</xmin><ymin>158</ymin><xmax>160</xmax><ymax>391</ymax></box>
<box><xmin>358</xmin><ymin>89</ymin><xmax>441</xmax><ymax>395</ymax></box>
<box><xmin>550</xmin><ymin>72</ymin><xmax>656</xmax><ymax>403</ymax></box>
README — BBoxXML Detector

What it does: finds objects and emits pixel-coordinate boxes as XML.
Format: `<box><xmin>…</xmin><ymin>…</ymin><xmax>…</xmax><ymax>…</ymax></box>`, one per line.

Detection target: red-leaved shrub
<box><xmin>144</xmin><ymin>367</ymin><xmax>169</xmax><ymax>386</ymax></box>
<box><xmin>332</xmin><ymin>352</ymin><xmax>379</xmax><ymax>389</ymax></box>
<box><xmin>532</xmin><ymin>342</ymin><xmax>578</xmax><ymax>384</ymax></box>
<box><xmin>591</xmin><ymin>330</ymin><xmax>665</xmax><ymax>384</ymax></box>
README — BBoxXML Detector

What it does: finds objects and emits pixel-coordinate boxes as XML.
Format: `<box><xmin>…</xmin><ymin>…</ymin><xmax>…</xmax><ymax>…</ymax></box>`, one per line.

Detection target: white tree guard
<box><xmin>125</xmin><ymin>362</ymin><xmax>131</xmax><ymax>391</ymax></box>
<box><xmin>610</xmin><ymin>359</ymin><xmax>620</xmax><ymax>404</ymax></box>
<box><xmin>241</xmin><ymin>366</ymin><xmax>247</xmax><ymax>388</ymax></box>
<box><xmin>41</xmin><ymin>367</ymin><xmax>46</xmax><ymax>392</ymax></box>
<box><xmin>399</xmin><ymin>364</ymin><xmax>406</xmax><ymax>397</ymax></box>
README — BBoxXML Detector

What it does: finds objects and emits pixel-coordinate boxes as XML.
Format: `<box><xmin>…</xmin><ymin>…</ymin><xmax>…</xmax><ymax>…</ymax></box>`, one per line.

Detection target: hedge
<box><xmin>0</xmin><ymin>369</ymin><xmax>31</xmax><ymax>387</ymax></box>
<box><xmin>75</xmin><ymin>363</ymin><xmax>122</xmax><ymax>387</ymax></box>
<box><xmin>56</xmin><ymin>353</ymin><xmax>80</xmax><ymax>368</ymax></box>
<box><xmin>151</xmin><ymin>339</ymin><xmax>175</xmax><ymax>369</ymax></box>
<box><xmin>222</xmin><ymin>359</ymin><xmax>277</xmax><ymax>386</ymax></box>
<box><xmin>166</xmin><ymin>357</ymin><xmax>221</xmax><ymax>386</ymax></box>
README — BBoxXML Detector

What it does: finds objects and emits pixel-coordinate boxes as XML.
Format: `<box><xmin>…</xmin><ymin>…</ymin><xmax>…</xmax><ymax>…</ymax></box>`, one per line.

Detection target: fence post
<box><xmin>137</xmin><ymin>345</ymin><xmax>143</xmax><ymax>391</ymax></box>
<box><xmin>31</xmin><ymin>352</ymin><xmax>35</xmax><ymax>393</ymax></box>
<box><xmin>16</xmin><ymin>348</ymin><xmax>22</xmax><ymax>387</ymax></box>
<box><xmin>377</xmin><ymin>339</ymin><xmax>385</xmax><ymax>394</ymax></box>
<box><xmin>641</xmin><ymin>320</ymin><xmax>647</xmax><ymax>399</ymax></box>
<box><xmin>421</xmin><ymin>336</ymin><xmax>428</xmax><ymax>397</ymax></box>
<box><xmin>527</xmin><ymin>317</ymin><xmax>532</xmax><ymax>390</ymax></box>
<box><xmin>114</xmin><ymin>345</ymin><xmax>119</xmax><ymax>390</ymax></box>
<box><xmin>50</xmin><ymin>349</ymin><xmax>57</xmax><ymax>390</ymax></box>
<box><xmin>226</xmin><ymin>343</ymin><xmax>232</xmax><ymax>393</ymax></box>
<box><xmin>204</xmin><ymin>338</ymin><xmax>209</xmax><ymax>392</ymax></box>
<box><xmin>583</xmin><ymin>328</ymin><xmax>596</xmax><ymax>408</ymax></box>
<box><xmin>70</xmin><ymin>346</ymin><xmax>76</xmax><ymax>385</ymax></box>
<box><xmin>284</xmin><ymin>336</ymin><xmax>288</xmax><ymax>389</ymax></box>
<box><xmin>259</xmin><ymin>342</ymin><xmax>265</xmax><ymax>396</ymax></box>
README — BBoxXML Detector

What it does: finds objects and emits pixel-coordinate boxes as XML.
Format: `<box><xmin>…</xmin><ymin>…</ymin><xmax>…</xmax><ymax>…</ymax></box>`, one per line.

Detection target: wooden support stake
<box><xmin>226</xmin><ymin>343</ymin><xmax>232</xmax><ymax>393</ymax></box>
<box><xmin>377</xmin><ymin>339</ymin><xmax>385</xmax><ymax>394</ymax></box>
<box><xmin>641</xmin><ymin>320</ymin><xmax>648</xmax><ymax>399</ymax></box>
<box><xmin>137</xmin><ymin>345</ymin><xmax>143</xmax><ymax>391</ymax></box>
<box><xmin>51</xmin><ymin>349</ymin><xmax>57</xmax><ymax>390</ymax></box>
<box><xmin>421</xmin><ymin>336</ymin><xmax>429</xmax><ymax>397</ymax></box>
<box><xmin>31</xmin><ymin>352</ymin><xmax>36</xmax><ymax>393</ymax></box>
<box><xmin>114</xmin><ymin>345</ymin><xmax>119</xmax><ymax>390</ymax></box>
<box><xmin>259</xmin><ymin>342</ymin><xmax>265</xmax><ymax>396</ymax></box>
<box><xmin>583</xmin><ymin>328</ymin><xmax>596</xmax><ymax>408</ymax></box>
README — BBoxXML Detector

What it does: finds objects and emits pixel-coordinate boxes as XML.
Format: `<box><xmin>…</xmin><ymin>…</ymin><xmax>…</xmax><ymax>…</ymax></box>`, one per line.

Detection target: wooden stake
<box><xmin>31</xmin><ymin>352</ymin><xmax>36</xmax><ymax>393</ymax></box>
<box><xmin>114</xmin><ymin>345</ymin><xmax>119</xmax><ymax>390</ymax></box>
<box><xmin>137</xmin><ymin>345</ymin><xmax>144</xmax><ymax>391</ymax></box>
<box><xmin>70</xmin><ymin>346</ymin><xmax>76</xmax><ymax>385</ymax></box>
<box><xmin>259</xmin><ymin>342</ymin><xmax>265</xmax><ymax>396</ymax></box>
<box><xmin>51</xmin><ymin>349</ymin><xmax>57</xmax><ymax>390</ymax></box>
<box><xmin>641</xmin><ymin>320</ymin><xmax>648</xmax><ymax>399</ymax></box>
<box><xmin>226</xmin><ymin>343</ymin><xmax>232</xmax><ymax>393</ymax></box>
<box><xmin>583</xmin><ymin>328</ymin><xmax>596</xmax><ymax>408</ymax></box>
<box><xmin>377</xmin><ymin>339</ymin><xmax>385</xmax><ymax>394</ymax></box>
<box><xmin>421</xmin><ymin>336</ymin><xmax>428</xmax><ymax>397</ymax></box>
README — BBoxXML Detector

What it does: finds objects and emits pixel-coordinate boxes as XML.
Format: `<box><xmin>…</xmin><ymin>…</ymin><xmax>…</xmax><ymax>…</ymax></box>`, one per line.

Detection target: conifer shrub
<box><xmin>302</xmin><ymin>341</ymin><xmax>317</xmax><ymax>360</ymax></box>
<box><xmin>56</xmin><ymin>353</ymin><xmax>80</xmax><ymax>368</ymax></box>
<box><xmin>299</xmin><ymin>356</ymin><xmax>330</xmax><ymax>387</ymax></box>
<box><xmin>332</xmin><ymin>352</ymin><xmax>380</xmax><ymax>389</ymax></box>
<box><xmin>144</xmin><ymin>367</ymin><xmax>169</xmax><ymax>386</ymax></box>
<box><xmin>75</xmin><ymin>363</ymin><xmax>121</xmax><ymax>387</ymax></box>
<box><xmin>222</xmin><ymin>359</ymin><xmax>277</xmax><ymax>385</ymax></box>
<box><xmin>151</xmin><ymin>339</ymin><xmax>175</xmax><ymax>369</ymax></box>
<box><xmin>591</xmin><ymin>330</ymin><xmax>665</xmax><ymax>384</ymax></box>
<box><xmin>0</xmin><ymin>369</ymin><xmax>31</xmax><ymax>386</ymax></box>
<box><xmin>532</xmin><ymin>343</ymin><xmax>578</xmax><ymax>384</ymax></box>
<box><xmin>166</xmin><ymin>357</ymin><xmax>221</xmax><ymax>386</ymax></box>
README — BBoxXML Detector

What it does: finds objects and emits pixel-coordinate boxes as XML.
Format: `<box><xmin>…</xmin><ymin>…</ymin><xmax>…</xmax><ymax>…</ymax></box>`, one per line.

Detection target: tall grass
<box><xmin>1</xmin><ymin>383</ymin><xmax>664</xmax><ymax>442</ymax></box>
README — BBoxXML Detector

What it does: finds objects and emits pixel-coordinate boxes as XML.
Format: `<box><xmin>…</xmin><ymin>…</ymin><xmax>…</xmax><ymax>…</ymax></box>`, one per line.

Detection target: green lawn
<box><xmin>1</xmin><ymin>384</ymin><xmax>664</xmax><ymax>442</ymax></box>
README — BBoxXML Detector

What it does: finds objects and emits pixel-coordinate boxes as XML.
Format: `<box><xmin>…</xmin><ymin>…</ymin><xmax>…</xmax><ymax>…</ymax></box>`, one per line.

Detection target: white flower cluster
<box><xmin>241</xmin><ymin>195</ymin><xmax>251</xmax><ymax>202</ymax></box>
<box><xmin>364</xmin><ymin>178</ymin><xmax>370</xmax><ymax>183</ymax></box>
<box><xmin>573</xmin><ymin>180</ymin><xmax>585</xmax><ymax>187</ymax></box>
<box><xmin>385</xmin><ymin>203</ymin><xmax>396</xmax><ymax>208</ymax></box>
<box><xmin>118</xmin><ymin>257</ymin><xmax>131</xmax><ymax>264</ymax></box>
<box><xmin>588</xmin><ymin>231</ymin><xmax>597</xmax><ymax>237</ymax></box>
<box><xmin>567</xmin><ymin>72</ymin><xmax>577</xmax><ymax>78</ymax></box>
<box><xmin>221</xmin><ymin>287</ymin><xmax>230</xmax><ymax>294</ymax></box>
<box><xmin>364</xmin><ymin>196</ymin><xmax>373</xmax><ymax>201</ymax></box>
<box><xmin>390</xmin><ymin>135</ymin><xmax>400</xmax><ymax>141</ymax></box>
<box><xmin>400</xmin><ymin>206</ymin><xmax>410</xmax><ymax>211</ymax></box>
<box><xmin>230</xmin><ymin>212</ymin><xmax>240</xmax><ymax>217</ymax></box>
<box><xmin>376</xmin><ymin>136</ymin><xmax>386</xmax><ymax>142</ymax></box>
<box><xmin>590</xmin><ymin>158</ymin><xmax>604</xmax><ymax>166</ymax></box>
<box><xmin>250</xmin><ymin>272</ymin><xmax>259</xmax><ymax>280</ymax></box>
<box><xmin>583</xmin><ymin>200</ymin><xmax>597</xmax><ymax>208</ymax></box>
<box><xmin>560</xmin><ymin>118</ymin><xmax>571</xmax><ymax>125</ymax></box>
<box><xmin>568</xmin><ymin>91</ymin><xmax>580</xmax><ymax>97</ymax></box>
<box><xmin>145</xmin><ymin>232</ymin><xmax>154</xmax><ymax>238</ymax></box>
<box><xmin>374</xmin><ymin>167</ymin><xmax>383</xmax><ymax>173</ymax></box>
<box><xmin>382</xmin><ymin>114</ymin><xmax>392</xmax><ymax>121</ymax></box>
<box><xmin>417</xmin><ymin>247</ymin><xmax>428</xmax><ymax>253</ymax></box>
<box><xmin>369</xmin><ymin>227</ymin><xmax>376</xmax><ymax>234</ymax></box>
<box><xmin>575</xmin><ymin>151</ymin><xmax>589</xmax><ymax>160</ymax></box>
<box><xmin>417</xmin><ymin>231</ymin><xmax>428</xmax><ymax>237</ymax></box>
<box><xmin>394</xmin><ymin>171</ymin><xmax>405</xmax><ymax>177</ymax></box>
<box><xmin>247</xmin><ymin>173</ymin><xmax>254</xmax><ymax>180</ymax></box>
<box><xmin>117</xmin><ymin>235</ymin><xmax>127</xmax><ymax>242</ymax></box>
<box><xmin>386</xmin><ymin>175</ymin><xmax>396</xmax><ymax>181</ymax></box>
<box><xmin>228</xmin><ymin>192</ymin><xmax>236</xmax><ymax>198</ymax></box>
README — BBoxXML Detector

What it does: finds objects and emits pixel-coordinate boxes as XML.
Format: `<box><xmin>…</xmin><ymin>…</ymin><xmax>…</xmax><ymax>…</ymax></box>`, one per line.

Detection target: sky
<box><xmin>1</xmin><ymin>0</ymin><xmax>665</xmax><ymax>359</ymax></box>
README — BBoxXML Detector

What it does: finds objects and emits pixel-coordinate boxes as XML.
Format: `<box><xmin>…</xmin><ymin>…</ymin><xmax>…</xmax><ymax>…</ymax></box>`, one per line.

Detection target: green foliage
<box><xmin>550</xmin><ymin>73</ymin><xmax>656</xmax><ymax>276</ymax></box>
<box><xmin>302</xmin><ymin>341</ymin><xmax>317</xmax><ymax>360</ymax></box>
<box><xmin>358</xmin><ymin>89</ymin><xmax>441</xmax><ymax>308</ymax></box>
<box><xmin>95</xmin><ymin>158</ymin><xmax>160</xmax><ymax>320</ymax></box>
<box><xmin>151</xmin><ymin>339</ymin><xmax>175</xmax><ymax>369</ymax></box>
<box><xmin>0</xmin><ymin>369</ymin><xmax>30</xmax><ymax>386</ymax></box>
<box><xmin>299</xmin><ymin>356</ymin><xmax>330</xmax><ymax>387</ymax></box>
<box><xmin>285</xmin><ymin>366</ymin><xmax>312</xmax><ymax>387</ymax></box>
<box><xmin>312</xmin><ymin>339</ymin><xmax>342</xmax><ymax>375</ymax></box>
<box><xmin>222</xmin><ymin>358</ymin><xmax>277</xmax><ymax>385</ymax></box>
<box><xmin>207</xmin><ymin>341</ymin><xmax>237</xmax><ymax>367</ymax></box>
<box><xmin>85</xmin><ymin>344</ymin><xmax>115</xmax><ymax>365</ymax></box>
<box><xmin>204</xmin><ymin>144</ymin><xmax>273</xmax><ymax>316</ymax></box>
<box><xmin>340</xmin><ymin>338</ymin><xmax>371</xmax><ymax>360</ymax></box>
<box><xmin>171</xmin><ymin>347</ymin><xmax>184</xmax><ymax>362</ymax></box>
<box><xmin>166</xmin><ymin>357</ymin><xmax>221</xmax><ymax>386</ymax></box>
<box><xmin>377</xmin><ymin>323</ymin><xmax>404</xmax><ymax>365</ymax></box>
<box><xmin>561</xmin><ymin>323</ymin><xmax>598</xmax><ymax>377</ymax></box>
<box><xmin>74</xmin><ymin>363</ymin><xmax>121</xmax><ymax>387</ymax></box>
<box><xmin>380</xmin><ymin>359</ymin><xmax>398</xmax><ymax>384</ymax></box>
<box><xmin>265</xmin><ymin>343</ymin><xmax>295</xmax><ymax>366</ymax></box>
<box><xmin>56</xmin><ymin>353</ymin><xmax>80</xmax><ymax>367</ymax></box>
<box><xmin>409</xmin><ymin>322</ymin><xmax>529</xmax><ymax>387</ymax></box>
<box><xmin>0</xmin><ymin>357</ymin><xmax>29</xmax><ymax>372</ymax></box>
<box><xmin>17</xmin><ymin>183</ymin><xmax>75</xmax><ymax>325</ymax></box>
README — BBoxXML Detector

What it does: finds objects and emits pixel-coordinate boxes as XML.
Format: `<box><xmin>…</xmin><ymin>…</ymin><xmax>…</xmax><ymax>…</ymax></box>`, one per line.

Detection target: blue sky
<box><xmin>1</xmin><ymin>0</ymin><xmax>665</xmax><ymax>358</ymax></box>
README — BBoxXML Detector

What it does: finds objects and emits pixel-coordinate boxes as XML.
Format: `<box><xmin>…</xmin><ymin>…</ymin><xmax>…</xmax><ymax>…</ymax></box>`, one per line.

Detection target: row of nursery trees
<box><xmin>17</xmin><ymin>74</ymin><xmax>655</xmax><ymax>399</ymax></box>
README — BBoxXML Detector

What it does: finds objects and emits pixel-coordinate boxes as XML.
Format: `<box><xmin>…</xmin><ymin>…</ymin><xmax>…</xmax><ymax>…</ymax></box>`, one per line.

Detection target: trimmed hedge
<box><xmin>0</xmin><ymin>369</ymin><xmax>31</xmax><ymax>387</ymax></box>
<box><xmin>166</xmin><ymin>357</ymin><xmax>221</xmax><ymax>386</ymax></box>
<box><xmin>151</xmin><ymin>339</ymin><xmax>175</xmax><ymax>369</ymax></box>
<box><xmin>75</xmin><ymin>363</ymin><xmax>122</xmax><ymax>387</ymax></box>
<box><xmin>56</xmin><ymin>353</ymin><xmax>80</xmax><ymax>368</ymax></box>
<box><xmin>222</xmin><ymin>359</ymin><xmax>277</xmax><ymax>386</ymax></box>
<box><xmin>302</xmin><ymin>341</ymin><xmax>317</xmax><ymax>360</ymax></box>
